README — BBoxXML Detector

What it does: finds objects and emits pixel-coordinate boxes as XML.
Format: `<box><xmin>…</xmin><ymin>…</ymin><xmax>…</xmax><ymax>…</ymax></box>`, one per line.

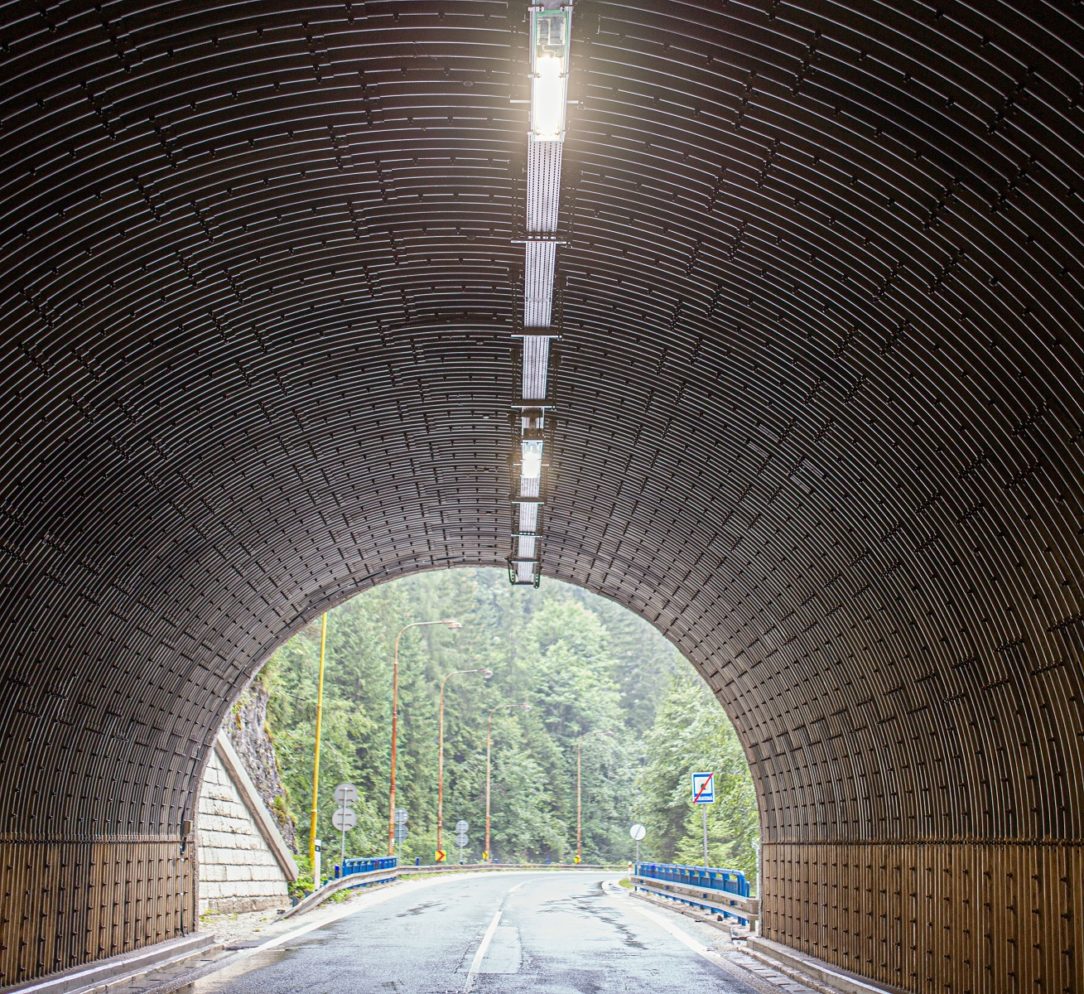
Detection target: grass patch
<box><xmin>617</xmin><ymin>878</ymin><xmax>632</xmax><ymax>889</ymax></box>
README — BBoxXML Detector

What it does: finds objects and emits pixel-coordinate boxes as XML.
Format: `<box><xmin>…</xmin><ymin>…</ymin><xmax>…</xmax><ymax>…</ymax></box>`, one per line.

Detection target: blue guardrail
<box><xmin>337</xmin><ymin>855</ymin><xmax>398</xmax><ymax>881</ymax></box>
<box><xmin>634</xmin><ymin>861</ymin><xmax>750</xmax><ymax>925</ymax></box>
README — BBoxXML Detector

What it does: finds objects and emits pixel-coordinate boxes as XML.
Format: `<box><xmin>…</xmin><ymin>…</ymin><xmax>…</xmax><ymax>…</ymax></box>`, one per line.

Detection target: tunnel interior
<box><xmin>1</xmin><ymin>3</ymin><xmax>1082</xmax><ymax>992</ymax></box>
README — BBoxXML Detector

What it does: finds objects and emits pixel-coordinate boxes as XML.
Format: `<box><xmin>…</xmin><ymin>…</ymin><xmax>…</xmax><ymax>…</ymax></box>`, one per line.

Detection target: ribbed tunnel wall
<box><xmin>1</xmin><ymin>3</ymin><xmax>1082</xmax><ymax>991</ymax></box>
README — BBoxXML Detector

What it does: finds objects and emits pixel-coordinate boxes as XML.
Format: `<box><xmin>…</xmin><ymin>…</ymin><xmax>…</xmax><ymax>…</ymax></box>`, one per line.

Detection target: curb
<box><xmin>1</xmin><ymin>935</ymin><xmax>219</xmax><ymax>994</ymax></box>
<box><xmin>743</xmin><ymin>937</ymin><xmax>907</xmax><ymax>994</ymax></box>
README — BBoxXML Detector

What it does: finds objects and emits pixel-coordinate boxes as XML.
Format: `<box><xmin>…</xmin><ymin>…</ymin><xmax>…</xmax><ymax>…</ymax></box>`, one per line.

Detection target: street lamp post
<box><xmin>436</xmin><ymin>667</ymin><xmax>492</xmax><ymax>855</ymax></box>
<box><xmin>387</xmin><ymin>618</ymin><xmax>462</xmax><ymax>856</ymax></box>
<box><xmin>307</xmin><ymin>613</ymin><xmax>329</xmax><ymax>873</ymax></box>
<box><xmin>576</xmin><ymin>740</ymin><xmax>582</xmax><ymax>864</ymax></box>
<box><xmin>485</xmin><ymin>702</ymin><xmax>530</xmax><ymax>860</ymax></box>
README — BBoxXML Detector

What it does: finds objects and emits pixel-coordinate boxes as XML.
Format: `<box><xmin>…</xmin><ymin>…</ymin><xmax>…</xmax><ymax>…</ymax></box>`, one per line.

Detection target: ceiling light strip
<box><xmin>509</xmin><ymin>2</ymin><xmax>572</xmax><ymax>587</ymax></box>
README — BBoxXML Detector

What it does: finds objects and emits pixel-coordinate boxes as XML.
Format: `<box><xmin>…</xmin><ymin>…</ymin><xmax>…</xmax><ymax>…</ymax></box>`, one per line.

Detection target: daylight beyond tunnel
<box><xmin>252</xmin><ymin>568</ymin><xmax>758</xmax><ymax>872</ymax></box>
<box><xmin>0</xmin><ymin>3</ymin><xmax>1082</xmax><ymax>993</ymax></box>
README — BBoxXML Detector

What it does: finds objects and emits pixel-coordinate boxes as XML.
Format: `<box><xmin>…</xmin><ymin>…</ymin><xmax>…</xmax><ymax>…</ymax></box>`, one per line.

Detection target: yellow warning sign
<box><xmin>482</xmin><ymin>850</ymin><xmax>490</xmax><ymax>862</ymax></box>
<box><xmin>435</xmin><ymin>849</ymin><xmax>446</xmax><ymax>863</ymax></box>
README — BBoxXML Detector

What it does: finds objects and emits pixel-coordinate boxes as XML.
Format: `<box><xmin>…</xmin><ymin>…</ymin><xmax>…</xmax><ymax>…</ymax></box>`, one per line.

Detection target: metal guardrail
<box><xmin>400</xmin><ymin>862</ymin><xmax>620</xmax><ymax>875</ymax></box>
<box><xmin>633</xmin><ymin>862</ymin><xmax>754</xmax><ymax>926</ymax></box>
<box><xmin>282</xmin><ymin>865</ymin><xmax>400</xmax><ymax>919</ymax></box>
<box><xmin>284</xmin><ymin>860</ymin><xmax>622</xmax><ymax>919</ymax></box>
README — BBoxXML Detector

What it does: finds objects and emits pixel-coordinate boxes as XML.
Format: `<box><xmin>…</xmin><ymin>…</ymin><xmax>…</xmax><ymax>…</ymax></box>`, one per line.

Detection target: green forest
<box><xmin>250</xmin><ymin>568</ymin><xmax>760</xmax><ymax>888</ymax></box>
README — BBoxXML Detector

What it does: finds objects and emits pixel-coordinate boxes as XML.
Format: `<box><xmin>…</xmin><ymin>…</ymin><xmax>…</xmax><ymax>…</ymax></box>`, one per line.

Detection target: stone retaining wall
<box><xmin>196</xmin><ymin>735</ymin><xmax>297</xmax><ymax>914</ymax></box>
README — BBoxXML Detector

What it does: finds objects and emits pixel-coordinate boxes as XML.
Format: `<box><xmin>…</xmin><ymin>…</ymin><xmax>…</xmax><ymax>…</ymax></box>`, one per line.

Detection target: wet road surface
<box><xmin>177</xmin><ymin>872</ymin><xmax>765</xmax><ymax>994</ymax></box>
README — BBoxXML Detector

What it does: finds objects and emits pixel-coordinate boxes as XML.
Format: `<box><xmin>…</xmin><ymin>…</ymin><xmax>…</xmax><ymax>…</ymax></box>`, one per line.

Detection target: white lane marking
<box><xmin>234</xmin><ymin>872</ymin><xmax>504</xmax><ymax>960</ymax></box>
<box><xmin>508</xmin><ymin>880</ymin><xmax>528</xmax><ymax>894</ymax></box>
<box><xmin>605</xmin><ymin>884</ymin><xmax>730</xmax><ymax>972</ymax></box>
<box><xmin>464</xmin><ymin>908</ymin><xmax>503</xmax><ymax>992</ymax></box>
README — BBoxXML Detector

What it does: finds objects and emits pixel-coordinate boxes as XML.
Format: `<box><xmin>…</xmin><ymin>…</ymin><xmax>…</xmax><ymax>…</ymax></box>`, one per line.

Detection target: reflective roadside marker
<box><xmin>435</xmin><ymin>849</ymin><xmax>446</xmax><ymax>863</ymax></box>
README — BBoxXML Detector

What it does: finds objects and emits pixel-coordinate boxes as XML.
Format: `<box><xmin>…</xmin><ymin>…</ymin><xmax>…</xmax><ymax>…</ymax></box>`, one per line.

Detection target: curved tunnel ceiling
<box><xmin>0</xmin><ymin>4</ymin><xmax>1082</xmax><ymax>982</ymax></box>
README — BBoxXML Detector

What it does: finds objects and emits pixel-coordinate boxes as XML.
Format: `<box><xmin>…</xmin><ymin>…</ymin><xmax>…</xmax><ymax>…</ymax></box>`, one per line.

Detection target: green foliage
<box><xmin>288</xmin><ymin>873</ymin><xmax>314</xmax><ymax>900</ymax></box>
<box><xmin>258</xmin><ymin>568</ymin><xmax>758</xmax><ymax>877</ymax></box>
<box><xmin>637</xmin><ymin>668</ymin><xmax>760</xmax><ymax>888</ymax></box>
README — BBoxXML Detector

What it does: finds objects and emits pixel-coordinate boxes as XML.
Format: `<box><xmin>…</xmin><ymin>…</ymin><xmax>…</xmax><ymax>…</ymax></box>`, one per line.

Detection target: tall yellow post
<box><xmin>308</xmin><ymin>612</ymin><xmax>329</xmax><ymax>872</ymax></box>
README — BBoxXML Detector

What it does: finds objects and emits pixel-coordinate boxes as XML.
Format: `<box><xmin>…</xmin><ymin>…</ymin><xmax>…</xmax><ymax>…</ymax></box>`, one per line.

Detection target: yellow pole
<box><xmin>308</xmin><ymin>612</ymin><xmax>329</xmax><ymax>872</ymax></box>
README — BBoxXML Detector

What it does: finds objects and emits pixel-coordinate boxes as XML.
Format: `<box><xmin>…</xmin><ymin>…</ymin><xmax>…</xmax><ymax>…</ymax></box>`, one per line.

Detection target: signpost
<box><xmin>691</xmin><ymin>772</ymin><xmax>715</xmax><ymax>868</ymax></box>
<box><xmin>333</xmin><ymin>782</ymin><xmax>357</xmax><ymax>871</ymax></box>
<box><xmin>629</xmin><ymin>823</ymin><xmax>646</xmax><ymax>864</ymax></box>
<box><xmin>394</xmin><ymin>808</ymin><xmax>409</xmax><ymax>848</ymax></box>
<box><xmin>454</xmin><ymin>820</ymin><xmax>469</xmax><ymax>863</ymax></box>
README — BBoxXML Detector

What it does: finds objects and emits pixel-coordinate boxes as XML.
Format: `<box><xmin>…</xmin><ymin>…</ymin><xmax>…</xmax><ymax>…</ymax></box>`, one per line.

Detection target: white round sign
<box><xmin>334</xmin><ymin>783</ymin><xmax>358</xmax><ymax>805</ymax></box>
<box><xmin>332</xmin><ymin>807</ymin><xmax>357</xmax><ymax>831</ymax></box>
<box><xmin>455</xmin><ymin>820</ymin><xmax>469</xmax><ymax>833</ymax></box>
<box><xmin>629</xmin><ymin>823</ymin><xmax>646</xmax><ymax>841</ymax></box>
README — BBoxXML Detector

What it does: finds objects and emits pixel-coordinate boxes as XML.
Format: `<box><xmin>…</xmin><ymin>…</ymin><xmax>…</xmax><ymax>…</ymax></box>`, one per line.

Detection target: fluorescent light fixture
<box><xmin>523</xmin><ymin>240</ymin><xmax>556</xmax><ymax>328</ymax></box>
<box><xmin>511</xmin><ymin>4</ymin><xmax>572</xmax><ymax>589</ymax></box>
<box><xmin>519</xmin><ymin>503</ymin><xmax>538</xmax><ymax>533</ymax></box>
<box><xmin>531</xmin><ymin>55</ymin><xmax>567</xmax><ymax>140</ymax></box>
<box><xmin>522</xmin><ymin>336</ymin><xmax>551</xmax><ymax>400</ymax></box>
<box><xmin>527</xmin><ymin>139</ymin><xmax>562</xmax><ymax>234</ymax></box>
<box><xmin>521</xmin><ymin>439</ymin><xmax>543</xmax><ymax>480</ymax></box>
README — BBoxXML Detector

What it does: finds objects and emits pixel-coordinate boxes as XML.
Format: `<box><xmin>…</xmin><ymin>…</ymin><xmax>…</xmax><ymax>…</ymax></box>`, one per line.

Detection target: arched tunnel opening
<box><xmin>208</xmin><ymin>567</ymin><xmax>760</xmax><ymax>896</ymax></box>
<box><xmin>0</xmin><ymin>3</ymin><xmax>1081</xmax><ymax>993</ymax></box>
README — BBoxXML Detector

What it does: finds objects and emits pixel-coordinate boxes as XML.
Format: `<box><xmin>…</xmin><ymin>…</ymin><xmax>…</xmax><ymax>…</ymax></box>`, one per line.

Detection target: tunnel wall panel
<box><xmin>0</xmin><ymin>839</ymin><xmax>193</xmax><ymax>988</ymax></box>
<box><xmin>761</xmin><ymin>842</ymin><xmax>1084</xmax><ymax>994</ymax></box>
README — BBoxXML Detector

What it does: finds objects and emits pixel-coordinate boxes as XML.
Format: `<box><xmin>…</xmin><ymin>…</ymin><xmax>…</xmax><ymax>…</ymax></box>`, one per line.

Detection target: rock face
<box><xmin>226</xmin><ymin>677</ymin><xmax>297</xmax><ymax>851</ymax></box>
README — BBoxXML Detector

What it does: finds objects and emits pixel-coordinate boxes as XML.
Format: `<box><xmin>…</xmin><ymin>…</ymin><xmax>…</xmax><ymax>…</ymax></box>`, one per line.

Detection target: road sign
<box><xmin>482</xmin><ymin>850</ymin><xmax>490</xmax><ymax>862</ymax></box>
<box><xmin>629</xmin><ymin>823</ymin><xmax>646</xmax><ymax>841</ymax></box>
<box><xmin>691</xmin><ymin>771</ymin><xmax>715</xmax><ymax>804</ymax></box>
<box><xmin>455</xmin><ymin>820</ymin><xmax>469</xmax><ymax>833</ymax></box>
<box><xmin>332</xmin><ymin>807</ymin><xmax>357</xmax><ymax>831</ymax></box>
<box><xmin>394</xmin><ymin>824</ymin><xmax>409</xmax><ymax>844</ymax></box>
<box><xmin>435</xmin><ymin>849</ymin><xmax>447</xmax><ymax>863</ymax></box>
<box><xmin>395</xmin><ymin>808</ymin><xmax>409</xmax><ymax>825</ymax></box>
<box><xmin>573</xmin><ymin>855</ymin><xmax>581</xmax><ymax>864</ymax></box>
<box><xmin>333</xmin><ymin>783</ymin><xmax>358</xmax><ymax>805</ymax></box>
<box><xmin>455</xmin><ymin>833</ymin><xmax>469</xmax><ymax>847</ymax></box>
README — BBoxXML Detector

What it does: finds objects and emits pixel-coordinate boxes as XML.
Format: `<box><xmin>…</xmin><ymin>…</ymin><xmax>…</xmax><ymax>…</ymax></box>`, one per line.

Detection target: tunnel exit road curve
<box><xmin>179</xmin><ymin>872</ymin><xmax>765</xmax><ymax>994</ymax></box>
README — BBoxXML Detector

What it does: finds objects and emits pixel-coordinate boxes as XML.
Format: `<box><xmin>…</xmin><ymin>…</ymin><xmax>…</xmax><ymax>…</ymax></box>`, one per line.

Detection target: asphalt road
<box><xmin>177</xmin><ymin>872</ymin><xmax>766</xmax><ymax>994</ymax></box>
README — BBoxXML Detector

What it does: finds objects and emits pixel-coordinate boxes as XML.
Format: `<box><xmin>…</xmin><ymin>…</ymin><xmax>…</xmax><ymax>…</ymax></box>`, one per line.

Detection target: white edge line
<box><xmin>606</xmin><ymin>884</ymin><xmax>728</xmax><ymax>971</ymax></box>
<box><xmin>464</xmin><ymin>909</ymin><xmax>503</xmax><ymax>992</ymax></box>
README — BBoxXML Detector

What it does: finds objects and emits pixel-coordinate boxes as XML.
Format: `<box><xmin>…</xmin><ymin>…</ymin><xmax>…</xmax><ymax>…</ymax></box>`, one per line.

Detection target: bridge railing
<box><xmin>340</xmin><ymin>855</ymin><xmax>398</xmax><ymax>877</ymax></box>
<box><xmin>633</xmin><ymin>861</ymin><xmax>755</xmax><ymax>927</ymax></box>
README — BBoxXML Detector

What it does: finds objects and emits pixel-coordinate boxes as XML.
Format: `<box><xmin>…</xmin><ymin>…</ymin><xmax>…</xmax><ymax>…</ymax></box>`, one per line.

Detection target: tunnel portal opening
<box><xmin>214</xmin><ymin>567</ymin><xmax>759</xmax><ymax>890</ymax></box>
